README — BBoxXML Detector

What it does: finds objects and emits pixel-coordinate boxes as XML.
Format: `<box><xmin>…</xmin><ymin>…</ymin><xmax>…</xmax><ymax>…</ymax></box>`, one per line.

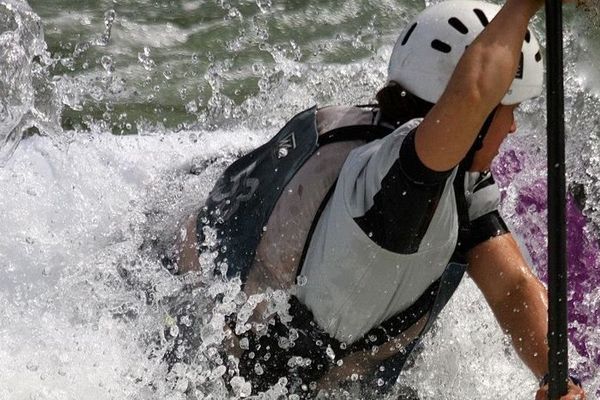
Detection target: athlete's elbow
<box><xmin>513</xmin><ymin>273</ymin><xmax>548</xmax><ymax>310</ymax></box>
<box><xmin>491</xmin><ymin>272</ymin><xmax>546</xmax><ymax>314</ymax></box>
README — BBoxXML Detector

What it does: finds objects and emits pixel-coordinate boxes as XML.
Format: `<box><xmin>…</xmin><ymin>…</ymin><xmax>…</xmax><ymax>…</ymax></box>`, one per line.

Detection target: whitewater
<box><xmin>1</xmin><ymin>0</ymin><xmax>599</xmax><ymax>398</ymax></box>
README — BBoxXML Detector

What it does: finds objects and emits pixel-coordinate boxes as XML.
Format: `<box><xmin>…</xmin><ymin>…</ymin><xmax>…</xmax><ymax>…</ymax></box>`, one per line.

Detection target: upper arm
<box><xmin>414</xmin><ymin>67</ymin><xmax>492</xmax><ymax>172</ymax></box>
<box><xmin>467</xmin><ymin>233</ymin><xmax>542</xmax><ymax>306</ymax></box>
<box><xmin>412</xmin><ymin>2</ymin><xmax>533</xmax><ymax>172</ymax></box>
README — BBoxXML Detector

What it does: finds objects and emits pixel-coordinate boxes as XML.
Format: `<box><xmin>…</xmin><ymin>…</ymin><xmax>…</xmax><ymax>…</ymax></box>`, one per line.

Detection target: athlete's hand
<box><xmin>535</xmin><ymin>379</ymin><xmax>586</xmax><ymax>400</ymax></box>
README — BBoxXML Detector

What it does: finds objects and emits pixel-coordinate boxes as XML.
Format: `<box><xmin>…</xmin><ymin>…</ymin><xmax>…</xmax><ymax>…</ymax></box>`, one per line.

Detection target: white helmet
<box><xmin>388</xmin><ymin>0</ymin><xmax>544</xmax><ymax>105</ymax></box>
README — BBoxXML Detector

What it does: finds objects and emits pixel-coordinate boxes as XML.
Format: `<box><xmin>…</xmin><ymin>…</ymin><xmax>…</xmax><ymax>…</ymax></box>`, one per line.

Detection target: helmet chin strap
<box><xmin>460</xmin><ymin>106</ymin><xmax>498</xmax><ymax>171</ymax></box>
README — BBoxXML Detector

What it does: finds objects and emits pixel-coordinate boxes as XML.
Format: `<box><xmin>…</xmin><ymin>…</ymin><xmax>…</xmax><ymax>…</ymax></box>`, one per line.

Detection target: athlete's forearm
<box><xmin>454</xmin><ymin>0</ymin><xmax>543</xmax><ymax>107</ymax></box>
<box><xmin>316</xmin><ymin>351</ymin><xmax>377</xmax><ymax>391</ymax></box>
<box><xmin>468</xmin><ymin>234</ymin><xmax>550</xmax><ymax>379</ymax></box>
<box><xmin>416</xmin><ymin>0</ymin><xmax>543</xmax><ymax>171</ymax></box>
<box><xmin>490</xmin><ymin>274</ymin><xmax>549</xmax><ymax>379</ymax></box>
<box><xmin>316</xmin><ymin>315</ymin><xmax>428</xmax><ymax>391</ymax></box>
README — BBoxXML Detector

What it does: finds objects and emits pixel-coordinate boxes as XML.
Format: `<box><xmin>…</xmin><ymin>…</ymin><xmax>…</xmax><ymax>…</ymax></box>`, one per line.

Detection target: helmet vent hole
<box><xmin>535</xmin><ymin>51</ymin><xmax>542</xmax><ymax>62</ymax></box>
<box><xmin>431</xmin><ymin>39</ymin><xmax>452</xmax><ymax>53</ymax></box>
<box><xmin>525</xmin><ymin>30</ymin><xmax>531</xmax><ymax>43</ymax></box>
<box><xmin>448</xmin><ymin>17</ymin><xmax>468</xmax><ymax>34</ymax></box>
<box><xmin>515</xmin><ymin>52</ymin><xmax>524</xmax><ymax>79</ymax></box>
<box><xmin>473</xmin><ymin>8</ymin><xmax>489</xmax><ymax>26</ymax></box>
<box><xmin>402</xmin><ymin>23</ymin><xmax>418</xmax><ymax>46</ymax></box>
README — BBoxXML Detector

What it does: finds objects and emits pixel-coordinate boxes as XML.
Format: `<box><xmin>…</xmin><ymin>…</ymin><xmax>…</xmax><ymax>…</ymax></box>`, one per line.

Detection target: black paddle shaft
<box><xmin>545</xmin><ymin>0</ymin><xmax>569</xmax><ymax>397</ymax></box>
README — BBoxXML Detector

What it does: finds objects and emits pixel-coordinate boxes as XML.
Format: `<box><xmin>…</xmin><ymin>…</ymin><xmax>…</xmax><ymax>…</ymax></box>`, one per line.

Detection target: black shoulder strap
<box><xmin>296</xmin><ymin>179</ymin><xmax>337</xmax><ymax>278</ymax></box>
<box><xmin>199</xmin><ymin>106</ymin><xmax>319</xmax><ymax>283</ymax></box>
<box><xmin>318</xmin><ymin>124</ymin><xmax>394</xmax><ymax>146</ymax></box>
<box><xmin>453</xmin><ymin>164</ymin><xmax>470</xmax><ymax>262</ymax></box>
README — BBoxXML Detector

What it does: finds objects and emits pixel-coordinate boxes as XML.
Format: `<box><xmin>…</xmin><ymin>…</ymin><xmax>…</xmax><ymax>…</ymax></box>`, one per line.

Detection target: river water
<box><xmin>0</xmin><ymin>0</ymin><xmax>599</xmax><ymax>399</ymax></box>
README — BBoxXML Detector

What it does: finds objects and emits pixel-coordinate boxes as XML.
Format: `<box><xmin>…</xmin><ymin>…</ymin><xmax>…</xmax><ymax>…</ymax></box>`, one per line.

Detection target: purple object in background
<box><xmin>494</xmin><ymin>149</ymin><xmax>600</xmax><ymax>381</ymax></box>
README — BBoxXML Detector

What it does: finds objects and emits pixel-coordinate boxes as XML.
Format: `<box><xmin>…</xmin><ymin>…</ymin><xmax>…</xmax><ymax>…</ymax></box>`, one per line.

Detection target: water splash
<box><xmin>72</xmin><ymin>8</ymin><xmax>116</xmax><ymax>58</ymax></box>
<box><xmin>1</xmin><ymin>0</ymin><xmax>600</xmax><ymax>398</ymax></box>
<box><xmin>0</xmin><ymin>0</ymin><xmax>59</xmax><ymax>165</ymax></box>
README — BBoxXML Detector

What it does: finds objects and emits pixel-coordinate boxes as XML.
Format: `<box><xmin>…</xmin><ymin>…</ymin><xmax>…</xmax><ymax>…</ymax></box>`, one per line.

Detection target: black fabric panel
<box><xmin>318</xmin><ymin>124</ymin><xmax>392</xmax><ymax>146</ymax></box>
<box><xmin>354</xmin><ymin>130</ymin><xmax>452</xmax><ymax>254</ymax></box>
<box><xmin>399</xmin><ymin>129</ymin><xmax>453</xmax><ymax>185</ymax></box>
<box><xmin>453</xmin><ymin>165</ymin><xmax>471</xmax><ymax>258</ymax></box>
<box><xmin>472</xmin><ymin>172</ymin><xmax>495</xmax><ymax>192</ymax></box>
<box><xmin>199</xmin><ymin>107</ymin><xmax>319</xmax><ymax>285</ymax></box>
<box><xmin>234</xmin><ymin>284</ymin><xmax>438</xmax><ymax>396</ymax></box>
<box><xmin>234</xmin><ymin>296</ymin><xmax>341</xmax><ymax>397</ymax></box>
<box><xmin>457</xmin><ymin>210</ymin><xmax>509</xmax><ymax>253</ymax></box>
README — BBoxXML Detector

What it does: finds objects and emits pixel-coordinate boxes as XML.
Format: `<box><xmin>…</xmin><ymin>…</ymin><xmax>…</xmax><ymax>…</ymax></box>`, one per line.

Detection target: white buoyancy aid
<box><xmin>200</xmin><ymin>105</ymin><xmax>500</xmax><ymax>343</ymax></box>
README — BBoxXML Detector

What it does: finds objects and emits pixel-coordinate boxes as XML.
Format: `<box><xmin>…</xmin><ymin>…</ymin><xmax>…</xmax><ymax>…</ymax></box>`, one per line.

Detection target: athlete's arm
<box><xmin>467</xmin><ymin>233</ymin><xmax>548</xmax><ymax>377</ymax></box>
<box><xmin>315</xmin><ymin>315</ymin><xmax>428</xmax><ymax>391</ymax></box>
<box><xmin>467</xmin><ymin>234</ymin><xmax>586</xmax><ymax>399</ymax></box>
<box><xmin>415</xmin><ymin>0</ymin><xmax>543</xmax><ymax>172</ymax></box>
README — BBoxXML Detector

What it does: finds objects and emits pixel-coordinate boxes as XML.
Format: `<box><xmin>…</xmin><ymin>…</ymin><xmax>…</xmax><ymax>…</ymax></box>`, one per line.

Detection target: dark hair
<box><xmin>375</xmin><ymin>81</ymin><xmax>434</xmax><ymax>127</ymax></box>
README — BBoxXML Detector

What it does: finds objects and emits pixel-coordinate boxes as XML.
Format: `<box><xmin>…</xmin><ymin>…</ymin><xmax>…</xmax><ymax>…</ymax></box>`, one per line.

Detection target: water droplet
<box><xmin>180</xmin><ymin>315</ymin><xmax>192</xmax><ymax>327</ymax></box>
<box><xmin>101</xmin><ymin>55</ymin><xmax>114</xmax><ymax>74</ymax></box>
<box><xmin>186</xmin><ymin>100</ymin><xmax>198</xmax><ymax>114</ymax></box>
<box><xmin>211</xmin><ymin>365</ymin><xmax>227</xmax><ymax>380</ymax></box>
<box><xmin>227</xmin><ymin>7</ymin><xmax>242</xmax><ymax>20</ymax></box>
<box><xmin>138</xmin><ymin>47</ymin><xmax>155</xmax><ymax>71</ymax></box>
<box><xmin>169</xmin><ymin>324</ymin><xmax>180</xmax><ymax>337</ymax></box>
<box><xmin>296</xmin><ymin>275</ymin><xmax>307</xmax><ymax>287</ymax></box>
<box><xmin>325</xmin><ymin>345</ymin><xmax>335</xmax><ymax>360</ymax></box>
<box><xmin>60</xmin><ymin>57</ymin><xmax>75</xmax><ymax>70</ymax></box>
<box><xmin>104</xmin><ymin>9</ymin><xmax>116</xmax><ymax>27</ymax></box>
<box><xmin>256</xmin><ymin>0</ymin><xmax>272</xmax><ymax>13</ymax></box>
<box><xmin>252</xmin><ymin>63</ymin><xmax>263</xmax><ymax>74</ymax></box>
<box><xmin>254</xmin><ymin>362</ymin><xmax>263</xmax><ymax>375</ymax></box>
<box><xmin>277</xmin><ymin>147</ymin><xmax>288</xmax><ymax>158</ymax></box>
<box><xmin>230</xmin><ymin>376</ymin><xmax>252</xmax><ymax>397</ymax></box>
<box><xmin>163</xmin><ymin>67</ymin><xmax>173</xmax><ymax>80</ymax></box>
<box><xmin>26</xmin><ymin>362</ymin><xmax>39</xmax><ymax>372</ymax></box>
<box><xmin>278</xmin><ymin>337</ymin><xmax>290</xmax><ymax>349</ymax></box>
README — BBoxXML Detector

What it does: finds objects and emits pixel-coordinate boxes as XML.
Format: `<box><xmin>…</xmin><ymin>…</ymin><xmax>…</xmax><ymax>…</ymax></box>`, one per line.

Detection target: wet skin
<box><xmin>470</xmin><ymin>103</ymin><xmax>519</xmax><ymax>172</ymax></box>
